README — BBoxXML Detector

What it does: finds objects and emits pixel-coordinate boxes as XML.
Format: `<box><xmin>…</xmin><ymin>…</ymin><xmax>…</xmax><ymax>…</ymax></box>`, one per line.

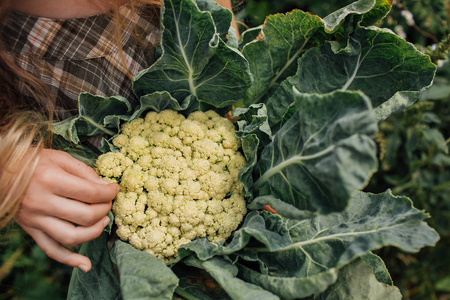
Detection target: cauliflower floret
<box><xmin>192</xmin><ymin>139</ymin><xmax>224</xmax><ymax>163</ymax></box>
<box><xmin>97</xmin><ymin>109</ymin><xmax>247</xmax><ymax>263</ymax></box>
<box><xmin>96</xmin><ymin>152</ymin><xmax>133</xmax><ymax>178</ymax></box>
<box><xmin>126</xmin><ymin>136</ymin><xmax>150</xmax><ymax>161</ymax></box>
<box><xmin>120</xmin><ymin>164</ymin><xmax>145</xmax><ymax>192</ymax></box>
<box><xmin>112</xmin><ymin>134</ymin><xmax>129</xmax><ymax>148</ymax></box>
<box><xmin>121</xmin><ymin>118</ymin><xmax>145</xmax><ymax>137</ymax></box>
<box><xmin>227</xmin><ymin>152</ymin><xmax>247</xmax><ymax>180</ymax></box>
<box><xmin>178</xmin><ymin>119</ymin><xmax>208</xmax><ymax>144</ymax></box>
<box><xmin>112</xmin><ymin>191</ymin><xmax>139</xmax><ymax>220</ymax></box>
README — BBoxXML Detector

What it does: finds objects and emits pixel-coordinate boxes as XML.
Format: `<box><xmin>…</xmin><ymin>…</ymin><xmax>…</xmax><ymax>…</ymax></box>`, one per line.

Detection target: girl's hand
<box><xmin>15</xmin><ymin>149</ymin><xmax>119</xmax><ymax>272</ymax></box>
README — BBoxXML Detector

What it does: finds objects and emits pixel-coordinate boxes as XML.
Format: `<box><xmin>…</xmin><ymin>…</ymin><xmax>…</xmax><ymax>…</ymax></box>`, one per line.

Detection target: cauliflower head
<box><xmin>96</xmin><ymin>109</ymin><xmax>247</xmax><ymax>262</ymax></box>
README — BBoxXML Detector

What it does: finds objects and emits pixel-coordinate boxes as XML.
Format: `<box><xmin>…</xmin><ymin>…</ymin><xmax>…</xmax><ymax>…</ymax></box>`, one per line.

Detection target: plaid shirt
<box><xmin>1</xmin><ymin>5</ymin><xmax>160</xmax><ymax>115</ymax></box>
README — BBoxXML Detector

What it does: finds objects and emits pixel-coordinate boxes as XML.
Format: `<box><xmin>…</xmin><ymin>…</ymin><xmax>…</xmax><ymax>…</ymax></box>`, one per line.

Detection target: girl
<box><xmin>0</xmin><ymin>0</ymin><xmax>237</xmax><ymax>273</ymax></box>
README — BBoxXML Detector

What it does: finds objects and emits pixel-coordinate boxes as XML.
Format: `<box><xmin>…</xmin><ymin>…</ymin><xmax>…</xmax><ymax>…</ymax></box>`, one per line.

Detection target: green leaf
<box><xmin>315</xmin><ymin>257</ymin><xmax>402</xmax><ymax>300</ymax></box>
<box><xmin>110</xmin><ymin>240</ymin><xmax>179</xmax><ymax>300</ymax></box>
<box><xmin>360</xmin><ymin>0</ymin><xmax>393</xmax><ymax>27</ymax></box>
<box><xmin>255</xmin><ymin>90</ymin><xmax>378</xmax><ymax>213</ymax></box>
<box><xmin>267</xmin><ymin>26</ymin><xmax>436</xmax><ymax>126</ymax></box>
<box><xmin>254</xmin><ymin>190</ymin><xmax>439</xmax><ymax>268</ymax></box>
<box><xmin>238</xmin><ymin>264</ymin><xmax>338</xmax><ymax>300</ymax></box>
<box><xmin>239</xmin><ymin>10</ymin><xmax>327</xmax><ymax>106</ymax></box>
<box><xmin>293</xmin><ymin>27</ymin><xmax>435</xmax><ymax>110</ymax></box>
<box><xmin>53</xmin><ymin>93</ymin><xmax>131</xmax><ymax>144</ymax></box>
<box><xmin>225</xmin><ymin>190</ymin><xmax>438</xmax><ymax>298</ymax></box>
<box><xmin>322</xmin><ymin>0</ymin><xmax>376</xmax><ymax>33</ymax></box>
<box><xmin>194</xmin><ymin>0</ymin><xmax>232</xmax><ymax>41</ymax></box>
<box><xmin>238</xmin><ymin>0</ymin><xmax>392</xmax><ymax>108</ymax></box>
<box><xmin>51</xmin><ymin>135</ymin><xmax>99</xmax><ymax>167</ymax></box>
<box><xmin>130</xmin><ymin>91</ymin><xmax>195</xmax><ymax>119</ymax></box>
<box><xmin>239</xmin><ymin>133</ymin><xmax>260</xmax><ymax>197</ymax></box>
<box><xmin>233</xmin><ymin>103</ymin><xmax>272</xmax><ymax>147</ymax></box>
<box><xmin>239</xmin><ymin>26</ymin><xmax>263</xmax><ymax>50</ymax></box>
<box><xmin>360</xmin><ymin>252</ymin><xmax>393</xmax><ymax>286</ymax></box>
<box><xmin>184</xmin><ymin>256</ymin><xmax>279</xmax><ymax>300</ymax></box>
<box><xmin>132</xmin><ymin>0</ymin><xmax>252</xmax><ymax>109</ymax></box>
<box><xmin>67</xmin><ymin>233</ymin><xmax>121</xmax><ymax>300</ymax></box>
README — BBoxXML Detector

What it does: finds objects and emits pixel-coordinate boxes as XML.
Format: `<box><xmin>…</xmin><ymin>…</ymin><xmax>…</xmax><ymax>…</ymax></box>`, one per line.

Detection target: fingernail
<box><xmin>78</xmin><ymin>264</ymin><xmax>89</xmax><ymax>272</ymax></box>
<box><xmin>104</xmin><ymin>217</ymin><xmax>110</xmax><ymax>227</ymax></box>
<box><xmin>98</xmin><ymin>177</ymin><xmax>111</xmax><ymax>185</ymax></box>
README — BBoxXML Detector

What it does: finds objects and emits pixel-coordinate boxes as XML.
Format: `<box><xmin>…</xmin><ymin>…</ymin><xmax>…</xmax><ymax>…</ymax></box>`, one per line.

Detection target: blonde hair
<box><xmin>0</xmin><ymin>0</ymin><xmax>161</xmax><ymax>227</ymax></box>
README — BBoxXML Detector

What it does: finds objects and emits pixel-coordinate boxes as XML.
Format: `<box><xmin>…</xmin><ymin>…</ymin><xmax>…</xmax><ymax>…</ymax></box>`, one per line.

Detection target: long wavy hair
<box><xmin>0</xmin><ymin>0</ymin><xmax>161</xmax><ymax>228</ymax></box>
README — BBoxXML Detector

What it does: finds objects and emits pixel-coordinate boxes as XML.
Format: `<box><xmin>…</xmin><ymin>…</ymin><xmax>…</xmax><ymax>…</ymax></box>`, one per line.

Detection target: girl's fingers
<box><xmin>22</xmin><ymin>194</ymin><xmax>112</xmax><ymax>226</ymax></box>
<box><xmin>27</xmin><ymin>214</ymin><xmax>110</xmax><ymax>247</ymax></box>
<box><xmin>19</xmin><ymin>224</ymin><xmax>92</xmax><ymax>272</ymax></box>
<box><xmin>36</xmin><ymin>149</ymin><xmax>119</xmax><ymax>203</ymax></box>
<box><xmin>51</xmin><ymin>171</ymin><xmax>119</xmax><ymax>204</ymax></box>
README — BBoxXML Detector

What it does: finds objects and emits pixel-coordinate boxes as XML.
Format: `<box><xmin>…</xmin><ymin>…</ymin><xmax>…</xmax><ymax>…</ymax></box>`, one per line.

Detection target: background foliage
<box><xmin>1</xmin><ymin>0</ymin><xmax>449</xmax><ymax>299</ymax></box>
<box><xmin>238</xmin><ymin>1</ymin><xmax>450</xmax><ymax>299</ymax></box>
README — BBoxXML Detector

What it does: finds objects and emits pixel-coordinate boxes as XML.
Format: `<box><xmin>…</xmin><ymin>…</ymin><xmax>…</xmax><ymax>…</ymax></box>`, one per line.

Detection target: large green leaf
<box><xmin>254</xmin><ymin>90</ymin><xmax>378</xmax><ymax>213</ymax></box>
<box><xmin>132</xmin><ymin>0</ymin><xmax>252</xmax><ymax>109</ymax></box>
<box><xmin>252</xmin><ymin>190</ymin><xmax>439</xmax><ymax>269</ymax></box>
<box><xmin>267</xmin><ymin>26</ymin><xmax>436</xmax><ymax>126</ymax></box>
<box><xmin>67</xmin><ymin>233</ymin><xmax>121</xmax><ymax>300</ymax></box>
<box><xmin>295</xmin><ymin>27</ymin><xmax>436</xmax><ymax>108</ymax></box>
<box><xmin>110</xmin><ymin>240</ymin><xmax>179</xmax><ymax>300</ymax></box>
<box><xmin>176</xmin><ymin>190</ymin><xmax>438</xmax><ymax>299</ymax></box>
<box><xmin>229</xmin><ymin>190</ymin><xmax>437</xmax><ymax>298</ymax></box>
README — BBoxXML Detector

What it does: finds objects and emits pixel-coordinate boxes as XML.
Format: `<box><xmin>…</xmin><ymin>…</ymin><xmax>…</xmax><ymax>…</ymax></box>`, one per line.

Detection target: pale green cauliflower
<box><xmin>96</xmin><ymin>110</ymin><xmax>247</xmax><ymax>262</ymax></box>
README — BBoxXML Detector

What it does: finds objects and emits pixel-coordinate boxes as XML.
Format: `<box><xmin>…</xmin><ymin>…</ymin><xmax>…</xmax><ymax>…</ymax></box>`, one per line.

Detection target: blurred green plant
<box><xmin>0</xmin><ymin>224</ymin><xmax>72</xmax><ymax>300</ymax></box>
<box><xmin>366</xmin><ymin>75</ymin><xmax>450</xmax><ymax>299</ymax></box>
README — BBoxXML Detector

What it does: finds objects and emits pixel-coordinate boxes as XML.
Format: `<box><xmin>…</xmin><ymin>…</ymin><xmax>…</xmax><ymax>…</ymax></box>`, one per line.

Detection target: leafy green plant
<box><xmin>238</xmin><ymin>1</ymin><xmax>450</xmax><ymax>298</ymax></box>
<box><xmin>47</xmin><ymin>0</ymin><xmax>443</xmax><ymax>299</ymax></box>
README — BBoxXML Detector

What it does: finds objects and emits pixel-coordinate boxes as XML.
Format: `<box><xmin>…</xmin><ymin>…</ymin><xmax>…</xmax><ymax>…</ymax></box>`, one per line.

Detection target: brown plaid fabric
<box><xmin>1</xmin><ymin>5</ymin><xmax>160</xmax><ymax>115</ymax></box>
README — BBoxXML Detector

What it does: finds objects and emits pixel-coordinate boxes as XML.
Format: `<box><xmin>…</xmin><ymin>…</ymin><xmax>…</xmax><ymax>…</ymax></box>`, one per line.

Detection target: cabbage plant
<box><xmin>54</xmin><ymin>0</ymin><xmax>440</xmax><ymax>299</ymax></box>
